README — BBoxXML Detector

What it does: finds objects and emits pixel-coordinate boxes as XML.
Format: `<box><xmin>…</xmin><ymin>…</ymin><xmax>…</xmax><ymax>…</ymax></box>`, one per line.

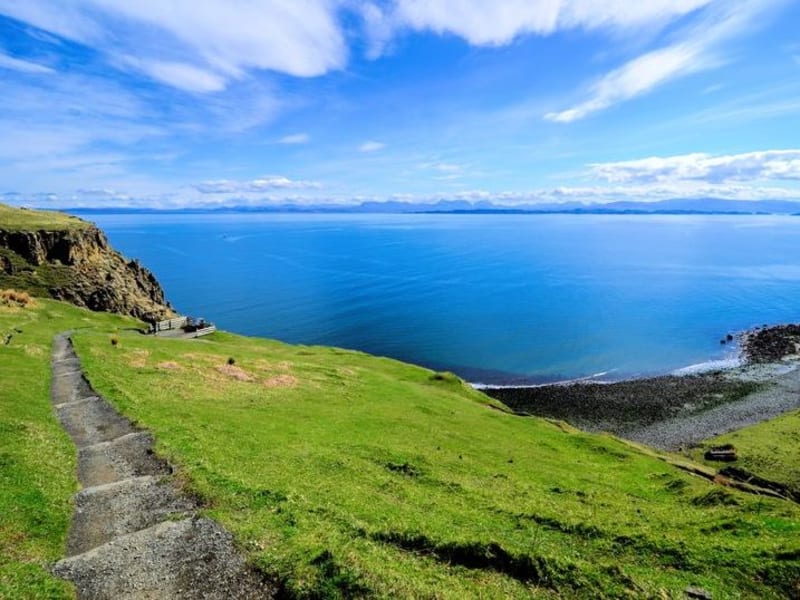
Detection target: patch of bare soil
<box><xmin>157</xmin><ymin>361</ymin><xmax>182</xmax><ymax>370</ymax></box>
<box><xmin>263</xmin><ymin>374</ymin><xmax>298</xmax><ymax>388</ymax></box>
<box><xmin>126</xmin><ymin>349</ymin><xmax>149</xmax><ymax>368</ymax></box>
<box><xmin>215</xmin><ymin>363</ymin><xmax>255</xmax><ymax>381</ymax></box>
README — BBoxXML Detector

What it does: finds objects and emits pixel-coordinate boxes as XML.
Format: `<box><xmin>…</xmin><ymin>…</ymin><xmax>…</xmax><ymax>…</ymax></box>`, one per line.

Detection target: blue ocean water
<box><xmin>83</xmin><ymin>213</ymin><xmax>800</xmax><ymax>384</ymax></box>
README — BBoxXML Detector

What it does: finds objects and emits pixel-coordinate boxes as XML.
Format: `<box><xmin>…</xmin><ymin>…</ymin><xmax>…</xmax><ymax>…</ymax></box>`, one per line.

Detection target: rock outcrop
<box><xmin>0</xmin><ymin>224</ymin><xmax>174</xmax><ymax>321</ymax></box>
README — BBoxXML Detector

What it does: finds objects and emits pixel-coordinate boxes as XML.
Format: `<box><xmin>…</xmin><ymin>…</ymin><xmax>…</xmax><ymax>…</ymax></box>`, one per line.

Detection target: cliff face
<box><xmin>0</xmin><ymin>225</ymin><xmax>174</xmax><ymax>321</ymax></box>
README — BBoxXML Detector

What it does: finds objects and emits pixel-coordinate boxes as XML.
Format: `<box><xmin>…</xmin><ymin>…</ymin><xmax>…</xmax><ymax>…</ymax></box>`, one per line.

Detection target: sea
<box><xmin>81</xmin><ymin>212</ymin><xmax>800</xmax><ymax>385</ymax></box>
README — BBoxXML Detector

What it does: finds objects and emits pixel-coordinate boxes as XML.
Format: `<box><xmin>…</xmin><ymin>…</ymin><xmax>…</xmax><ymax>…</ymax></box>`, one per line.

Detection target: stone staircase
<box><xmin>50</xmin><ymin>334</ymin><xmax>274</xmax><ymax>599</ymax></box>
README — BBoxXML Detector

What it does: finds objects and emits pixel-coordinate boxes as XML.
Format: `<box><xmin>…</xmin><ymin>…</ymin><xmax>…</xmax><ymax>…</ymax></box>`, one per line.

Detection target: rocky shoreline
<box><xmin>483</xmin><ymin>324</ymin><xmax>800</xmax><ymax>450</ymax></box>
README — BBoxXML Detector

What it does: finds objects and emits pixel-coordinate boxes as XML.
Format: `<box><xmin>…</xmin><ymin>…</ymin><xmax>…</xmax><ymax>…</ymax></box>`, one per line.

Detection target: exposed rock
<box><xmin>0</xmin><ymin>224</ymin><xmax>174</xmax><ymax>321</ymax></box>
<box><xmin>741</xmin><ymin>324</ymin><xmax>800</xmax><ymax>363</ymax></box>
<box><xmin>0</xmin><ymin>254</ymin><xmax>12</xmax><ymax>274</ymax></box>
<box><xmin>685</xmin><ymin>586</ymin><xmax>712</xmax><ymax>599</ymax></box>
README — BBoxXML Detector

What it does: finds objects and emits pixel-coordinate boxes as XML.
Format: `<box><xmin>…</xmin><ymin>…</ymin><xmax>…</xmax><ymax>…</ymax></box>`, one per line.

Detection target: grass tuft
<box><xmin>0</xmin><ymin>289</ymin><xmax>34</xmax><ymax>308</ymax></box>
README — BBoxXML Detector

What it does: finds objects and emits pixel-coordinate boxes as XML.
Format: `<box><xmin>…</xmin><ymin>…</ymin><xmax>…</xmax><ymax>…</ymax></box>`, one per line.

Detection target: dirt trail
<box><xmin>50</xmin><ymin>334</ymin><xmax>275</xmax><ymax>599</ymax></box>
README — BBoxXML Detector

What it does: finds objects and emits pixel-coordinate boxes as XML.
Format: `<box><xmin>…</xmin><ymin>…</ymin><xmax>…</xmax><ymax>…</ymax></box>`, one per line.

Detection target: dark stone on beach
<box><xmin>742</xmin><ymin>323</ymin><xmax>800</xmax><ymax>363</ymax></box>
<box><xmin>484</xmin><ymin>375</ymin><xmax>761</xmax><ymax>437</ymax></box>
<box><xmin>726</xmin><ymin>334</ymin><xmax>734</xmax><ymax>341</ymax></box>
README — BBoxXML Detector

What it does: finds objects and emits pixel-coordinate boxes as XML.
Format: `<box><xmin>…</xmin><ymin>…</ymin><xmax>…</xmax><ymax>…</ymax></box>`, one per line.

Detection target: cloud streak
<box><xmin>193</xmin><ymin>176</ymin><xmax>322</xmax><ymax>194</ymax></box>
<box><xmin>0</xmin><ymin>0</ymin><xmax>348</xmax><ymax>92</ymax></box>
<box><xmin>590</xmin><ymin>150</ymin><xmax>800</xmax><ymax>184</ymax></box>
<box><xmin>0</xmin><ymin>51</ymin><xmax>54</xmax><ymax>73</ymax></box>
<box><xmin>279</xmin><ymin>133</ymin><xmax>311</xmax><ymax>144</ymax></box>
<box><xmin>369</xmin><ymin>0</ymin><xmax>713</xmax><ymax>48</ymax></box>
<box><xmin>359</xmin><ymin>141</ymin><xmax>385</xmax><ymax>152</ymax></box>
<box><xmin>545</xmin><ymin>1</ymin><xmax>786</xmax><ymax>122</ymax></box>
<box><xmin>545</xmin><ymin>44</ymin><xmax>705</xmax><ymax>123</ymax></box>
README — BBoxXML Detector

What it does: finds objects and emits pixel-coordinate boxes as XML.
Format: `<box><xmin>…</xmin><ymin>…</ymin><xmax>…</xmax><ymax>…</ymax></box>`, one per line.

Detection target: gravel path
<box><xmin>50</xmin><ymin>333</ymin><xmax>275</xmax><ymax>599</ymax></box>
<box><xmin>625</xmin><ymin>363</ymin><xmax>800</xmax><ymax>450</ymax></box>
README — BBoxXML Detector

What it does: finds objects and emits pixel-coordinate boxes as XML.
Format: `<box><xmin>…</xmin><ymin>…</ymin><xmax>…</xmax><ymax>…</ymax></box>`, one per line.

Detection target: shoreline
<box><xmin>482</xmin><ymin>324</ymin><xmax>800</xmax><ymax>450</ymax></box>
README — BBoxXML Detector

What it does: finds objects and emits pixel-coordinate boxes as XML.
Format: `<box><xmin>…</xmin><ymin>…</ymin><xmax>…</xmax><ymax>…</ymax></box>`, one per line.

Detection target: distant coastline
<box><xmin>56</xmin><ymin>197</ymin><xmax>800</xmax><ymax>216</ymax></box>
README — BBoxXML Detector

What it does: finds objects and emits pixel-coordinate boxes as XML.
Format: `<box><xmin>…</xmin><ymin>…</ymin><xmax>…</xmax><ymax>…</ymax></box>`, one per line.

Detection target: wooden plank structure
<box><xmin>149</xmin><ymin>316</ymin><xmax>216</xmax><ymax>339</ymax></box>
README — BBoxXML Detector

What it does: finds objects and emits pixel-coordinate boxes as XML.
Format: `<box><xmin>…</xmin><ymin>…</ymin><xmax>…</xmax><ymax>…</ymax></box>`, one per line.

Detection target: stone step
<box><xmin>51</xmin><ymin>372</ymin><xmax>95</xmax><ymax>406</ymax></box>
<box><xmin>78</xmin><ymin>432</ymin><xmax>172</xmax><ymax>488</ymax></box>
<box><xmin>52</xmin><ymin>357</ymin><xmax>82</xmax><ymax>368</ymax></box>
<box><xmin>56</xmin><ymin>396</ymin><xmax>135</xmax><ymax>448</ymax></box>
<box><xmin>67</xmin><ymin>476</ymin><xmax>196</xmax><ymax>556</ymax></box>
<box><xmin>54</xmin><ymin>396</ymin><xmax>100</xmax><ymax>411</ymax></box>
<box><xmin>54</xmin><ymin>518</ymin><xmax>274</xmax><ymax>599</ymax></box>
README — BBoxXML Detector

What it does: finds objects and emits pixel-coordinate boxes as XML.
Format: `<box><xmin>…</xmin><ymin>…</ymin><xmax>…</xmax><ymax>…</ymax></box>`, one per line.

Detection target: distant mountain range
<box><xmin>64</xmin><ymin>198</ymin><xmax>800</xmax><ymax>216</ymax></box>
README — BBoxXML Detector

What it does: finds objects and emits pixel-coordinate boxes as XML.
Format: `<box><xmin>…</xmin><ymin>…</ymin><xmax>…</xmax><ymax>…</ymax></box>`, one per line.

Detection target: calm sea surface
<box><xmin>83</xmin><ymin>213</ymin><xmax>800</xmax><ymax>384</ymax></box>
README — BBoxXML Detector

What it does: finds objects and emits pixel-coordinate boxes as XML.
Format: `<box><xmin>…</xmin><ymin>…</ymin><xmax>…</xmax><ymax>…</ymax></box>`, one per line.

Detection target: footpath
<box><xmin>49</xmin><ymin>333</ymin><xmax>274</xmax><ymax>599</ymax></box>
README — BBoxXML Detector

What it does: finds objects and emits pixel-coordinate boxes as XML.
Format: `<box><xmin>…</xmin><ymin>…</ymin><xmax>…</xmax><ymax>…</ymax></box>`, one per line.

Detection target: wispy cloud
<box><xmin>193</xmin><ymin>176</ymin><xmax>322</xmax><ymax>194</ymax></box>
<box><xmin>545</xmin><ymin>1</ymin><xmax>786</xmax><ymax>122</ymax></box>
<box><xmin>120</xmin><ymin>57</ymin><xmax>227</xmax><ymax>93</ymax></box>
<box><xmin>279</xmin><ymin>133</ymin><xmax>311</xmax><ymax>145</ymax></box>
<box><xmin>366</xmin><ymin>0</ymin><xmax>713</xmax><ymax>49</ymax></box>
<box><xmin>0</xmin><ymin>0</ymin><xmax>348</xmax><ymax>92</ymax></box>
<box><xmin>0</xmin><ymin>51</ymin><xmax>54</xmax><ymax>73</ymax></box>
<box><xmin>359</xmin><ymin>140</ymin><xmax>385</xmax><ymax>152</ymax></box>
<box><xmin>590</xmin><ymin>150</ymin><xmax>800</xmax><ymax>184</ymax></box>
<box><xmin>545</xmin><ymin>44</ymin><xmax>705</xmax><ymax>123</ymax></box>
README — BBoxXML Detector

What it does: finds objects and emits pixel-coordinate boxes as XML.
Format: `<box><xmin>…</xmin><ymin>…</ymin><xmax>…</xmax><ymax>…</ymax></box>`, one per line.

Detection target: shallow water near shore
<box><xmin>82</xmin><ymin>212</ymin><xmax>800</xmax><ymax>384</ymax></box>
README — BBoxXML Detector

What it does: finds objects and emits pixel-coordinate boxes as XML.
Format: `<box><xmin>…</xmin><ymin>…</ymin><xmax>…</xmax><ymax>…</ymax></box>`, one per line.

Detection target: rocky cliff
<box><xmin>0</xmin><ymin>223</ymin><xmax>174</xmax><ymax>321</ymax></box>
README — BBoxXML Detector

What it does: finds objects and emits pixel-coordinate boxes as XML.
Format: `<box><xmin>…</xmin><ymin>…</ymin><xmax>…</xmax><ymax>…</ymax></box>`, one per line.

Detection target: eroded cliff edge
<box><xmin>0</xmin><ymin>219</ymin><xmax>174</xmax><ymax>321</ymax></box>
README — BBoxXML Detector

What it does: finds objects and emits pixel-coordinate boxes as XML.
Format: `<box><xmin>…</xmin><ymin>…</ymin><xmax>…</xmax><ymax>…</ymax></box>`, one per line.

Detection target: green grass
<box><xmin>0</xmin><ymin>298</ymin><xmax>134</xmax><ymax>599</ymax></box>
<box><xmin>71</xmin><ymin>327</ymin><xmax>800</xmax><ymax>599</ymax></box>
<box><xmin>0</xmin><ymin>204</ymin><xmax>87</xmax><ymax>232</ymax></box>
<box><xmin>692</xmin><ymin>409</ymin><xmax>800</xmax><ymax>498</ymax></box>
<box><xmin>2</xmin><ymin>297</ymin><xmax>798</xmax><ymax>598</ymax></box>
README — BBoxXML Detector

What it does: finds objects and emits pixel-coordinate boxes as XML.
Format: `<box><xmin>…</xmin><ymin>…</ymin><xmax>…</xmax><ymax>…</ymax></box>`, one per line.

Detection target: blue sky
<box><xmin>1</xmin><ymin>0</ymin><xmax>800</xmax><ymax>208</ymax></box>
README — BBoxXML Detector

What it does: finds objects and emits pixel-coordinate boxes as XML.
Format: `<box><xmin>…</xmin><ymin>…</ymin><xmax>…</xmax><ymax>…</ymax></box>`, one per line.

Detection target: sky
<box><xmin>1</xmin><ymin>0</ymin><xmax>800</xmax><ymax>209</ymax></box>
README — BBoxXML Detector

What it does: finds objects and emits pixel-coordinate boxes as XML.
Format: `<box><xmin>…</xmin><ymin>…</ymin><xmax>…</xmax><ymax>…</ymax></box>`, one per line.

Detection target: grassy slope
<box><xmin>0</xmin><ymin>299</ymin><xmax>134</xmax><ymax>599</ymax></box>
<box><xmin>72</xmin><ymin>328</ymin><xmax>800</xmax><ymax>599</ymax></box>
<box><xmin>692</xmin><ymin>409</ymin><xmax>800</xmax><ymax>498</ymax></box>
<box><xmin>0</xmin><ymin>204</ymin><xmax>87</xmax><ymax>232</ymax></box>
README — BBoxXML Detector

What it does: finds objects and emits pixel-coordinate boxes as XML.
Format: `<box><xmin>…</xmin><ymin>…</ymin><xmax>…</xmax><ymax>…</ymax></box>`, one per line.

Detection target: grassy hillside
<box><xmin>0</xmin><ymin>296</ymin><xmax>134</xmax><ymax>599</ymax></box>
<box><xmin>72</xmin><ymin>327</ymin><xmax>800</xmax><ymax>599</ymax></box>
<box><xmin>2</xmin><ymin>296</ymin><xmax>798</xmax><ymax>598</ymax></box>
<box><xmin>0</xmin><ymin>204</ymin><xmax>87</xmax><ymax>231</ymax></box>
<box><xmin>692</xmin><ymin>409</ymin><xmax>800</xmax><ymax>499</ymax></box>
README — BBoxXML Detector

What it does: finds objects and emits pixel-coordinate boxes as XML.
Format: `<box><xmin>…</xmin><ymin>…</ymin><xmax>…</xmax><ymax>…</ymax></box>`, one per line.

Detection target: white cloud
<box><xmin>545</xmin><ymin>1</ymin><xmax>785</xmax><ymax>122</ymax></box>
<box><xmin>545</xmin><ymin>44</ymin><xmax>704</xmax><ymax>122</ymax></box>
<box><xmin>0</xmin><ymin>0</ymin><xmax>348</xmax><ymax>91</ymax></box>
<box><xmin>359</xmin><ymin>140</ymin><xmax>385</xmax><ymax>152</ymax></box>
<box><xmin>279</xmin><ymin>133</ymin><xmax>311</xmax><ymax>144</ymax></box>
<box><xmin>380</xmin><ymin>0</ymin><xmax>712</xmax><ymax>47</ymax></box>
<box><xmin>120</xmin><ymin>57</ymin><xmax>227</xmax><ymax>93</ymax></box>
<box><xmin>0</xmin><ymin>51</ymin><xmax>54</xmax><ymax>74</ymax></box>
<box><xmin>590</xmin><ymin>150</ymin><xmax>800</xmax><ymax>184</ymax></box>
<box><xmin>194</xmin><ymin>176</ymin><xmax>322</xmax><ymax>194</ymax></box>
